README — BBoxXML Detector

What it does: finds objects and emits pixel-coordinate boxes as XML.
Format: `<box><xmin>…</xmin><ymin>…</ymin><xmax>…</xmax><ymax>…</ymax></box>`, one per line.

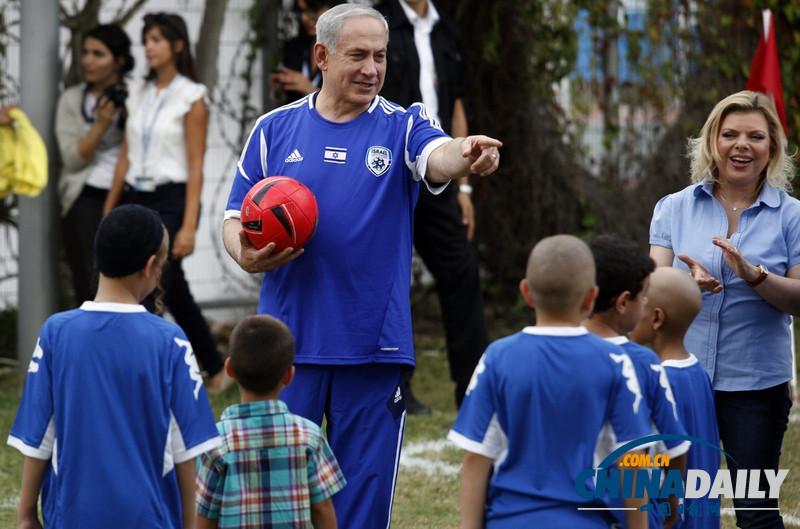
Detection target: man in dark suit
<box><xmin>376</xmin><ymin>0</ymin><xmax>489</xmax><ymax>411</ymax></box>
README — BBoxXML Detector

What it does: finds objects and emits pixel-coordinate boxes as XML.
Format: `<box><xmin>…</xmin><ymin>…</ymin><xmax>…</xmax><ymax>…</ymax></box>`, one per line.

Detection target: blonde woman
<box><xmin>649</xmin><ymin>90</ymin><xmax>798</xmax><ymax>528</ymax></box>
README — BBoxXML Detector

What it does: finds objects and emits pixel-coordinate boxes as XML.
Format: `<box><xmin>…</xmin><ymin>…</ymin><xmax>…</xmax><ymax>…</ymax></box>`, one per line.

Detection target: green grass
<box><xmin>0</xmin><ymin>336</ymin><xmax>798</xmax><ymax>527</ymax></box>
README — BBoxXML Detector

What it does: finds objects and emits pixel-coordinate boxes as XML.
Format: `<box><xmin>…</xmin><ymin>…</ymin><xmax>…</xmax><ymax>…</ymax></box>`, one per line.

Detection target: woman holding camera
<box><xmin>269</xmin><ymin>0</ymin><xmax>345</xmax><ymax>103</ymax></box>
<box><xmin>104</xmin><ymin>12</ymin><xmax>229</xmax><ymax>392</ymax></box>
<box><xmin>56</xmin><ymin>24</ymin><xmax>134</xmax><ymax>304</ymax></box>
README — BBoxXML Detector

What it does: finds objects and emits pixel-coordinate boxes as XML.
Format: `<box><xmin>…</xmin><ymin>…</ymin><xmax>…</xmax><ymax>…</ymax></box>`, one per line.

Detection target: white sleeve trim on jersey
<box><xmin>611</xmin><ymin>438</ymin><xmax>657</xmax><ymax>452</ymax></box>
<box><xmin>401</xmin><ymin>110</ymin><xmax>450</xmax><ymax>183</ymax></box>
<box><xmin>447</xmin><ymin>414</ymin><xmax>508</xmax><ymax>461</ymax></box>
<box><xmin>448</xmin><ymin>430</ymin><xmax>497</xmax><ymax>459</ymax></box>
<box><xmin>7</xmin><ymin>435</ymin><xmax>52</xmax><ymax>460</ymax></box>
<box><xmin>662</xmin><ymin>439</ymin><xmax>691</xmax><ymax>458</ymax></box>
<box><xmin>417</xmin><ymin>137</ymin><xmax>451</xmax><ymax>192</ymax></box>
<box><xmin>7</xmin><ymin>416</ymin><xmax>56</xmax><ymax>460</ymax></box>
<box><xmin>177</xmin><ymin>436</ymin><xmax>222</xmax><ymax>464</ymax></box>
<box><xmin>165</xmin><ymin>411</ymin><xmax>221</xmax><ymax>474</ymax></box>
<box><xmin>224</xmin><ymin>209</ymin><xmax>241</xmax><ymax>221</ymax></box>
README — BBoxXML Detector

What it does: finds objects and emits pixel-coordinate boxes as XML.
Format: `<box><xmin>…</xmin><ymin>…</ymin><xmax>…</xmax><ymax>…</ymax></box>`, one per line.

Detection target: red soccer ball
<box><xmin>240</xmin><ymin>176</ymin><xmax>319</xmax><ymax>251</ymax></box>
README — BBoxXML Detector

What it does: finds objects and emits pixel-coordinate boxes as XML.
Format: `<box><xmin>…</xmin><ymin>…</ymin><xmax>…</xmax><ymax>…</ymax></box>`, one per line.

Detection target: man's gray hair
<box><xmin>316</xmin><ymin>3</ymin><xmax>388</xmax><ymax>54</ymax></box>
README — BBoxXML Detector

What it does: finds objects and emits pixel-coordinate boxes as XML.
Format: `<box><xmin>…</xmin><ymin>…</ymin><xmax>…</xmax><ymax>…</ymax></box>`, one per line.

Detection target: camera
<box><xmin>101</xmin><ymin>83</ymin><xmax>128</xmax><ymax>110</ymax></box>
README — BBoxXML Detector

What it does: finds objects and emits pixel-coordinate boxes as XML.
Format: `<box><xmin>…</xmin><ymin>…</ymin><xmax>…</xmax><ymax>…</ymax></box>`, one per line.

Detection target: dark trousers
<box><xmin>62</xmin><ymin>186</ymin><xmax>106</xmax><ymax>305</ymax></box>
<box><xmin>411</xmin><ymin>185</ymin><xmax>489</xmax><ymax>402</ymax></box>
<box><xmin>715</xmin><ymin>383</ymin><xmax>792</xmax><ymax>529</ymax></box>
<box><xmin>125</xmin><ymin>184</ymin><xmax>225</xmax><ymax>377</ymax></box>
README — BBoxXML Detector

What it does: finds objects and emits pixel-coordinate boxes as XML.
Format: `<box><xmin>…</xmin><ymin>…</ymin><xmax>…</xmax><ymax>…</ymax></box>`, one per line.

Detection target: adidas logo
<box><xmin>394</xmin><ymin>387</ymin><xmax>402</xmax><ymax>403</ymax></box>
<box><xmin>285</xmin><ymin>149</ymin><xmax>304</xmax><ymax>163</ymax></box>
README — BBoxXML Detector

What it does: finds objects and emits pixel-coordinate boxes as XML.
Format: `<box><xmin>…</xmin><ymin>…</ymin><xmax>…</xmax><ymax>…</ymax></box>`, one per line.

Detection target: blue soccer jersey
<box><xmin>599</xmin><ymin>337</ymin><xmax>690</xmax><ymax>528</ymax></box>
<box><xmin>663</xmin><ymin>355</ymin><xmax>721</xmax><ymax>529</ymax></box>
<box><xmin>225</xmin><ymin>94</ymin><xmax>450</xmax><ymax>367</ymax></box>
<box><xmin>8</xmin><ymin>302</ymin><xmax>221</xmax><ymax>528</ymax></box>
<box><xmin>448</xmin><ymin>327</ymin><xmax>653</xmax><ymax>527</ymax></box>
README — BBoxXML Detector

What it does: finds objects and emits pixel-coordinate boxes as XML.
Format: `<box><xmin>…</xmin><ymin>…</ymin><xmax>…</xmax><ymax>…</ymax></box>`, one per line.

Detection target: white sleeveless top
<box><xmin>124</xmin><ymin>76</ymin><xmax>206</xmax><ymax>186</ymax></box>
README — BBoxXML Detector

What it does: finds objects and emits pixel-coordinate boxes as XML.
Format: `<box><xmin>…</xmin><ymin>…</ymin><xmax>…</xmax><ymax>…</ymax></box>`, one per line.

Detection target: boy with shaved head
<box><xmin>449</xmin><ymin>235</ymin><xmax>652</xmax><ymax>528</ymax></box>
<box><xmin>630</xmin><ymin>267</ymin><xmax>721</xmax><ymax>529</ymax></box>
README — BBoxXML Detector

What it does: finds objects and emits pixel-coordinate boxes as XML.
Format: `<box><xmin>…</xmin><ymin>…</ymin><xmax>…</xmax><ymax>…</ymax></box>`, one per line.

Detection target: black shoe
<box><xmin>405</xmin><ymin>384</ymin><xmax>432</xmax><ymax>415</ymax></box>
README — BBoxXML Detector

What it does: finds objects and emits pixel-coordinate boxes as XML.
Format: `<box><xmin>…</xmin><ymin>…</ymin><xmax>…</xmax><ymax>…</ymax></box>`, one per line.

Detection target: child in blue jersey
<box><xmin>585</xmin><ymin>234</ymin><xmax>690</xmax><ymax>528</ymax></box>
<box><xmin>196</xmin><ymin>315</ymin><xmax>346</xmax><ymax>528</ymax></box>
<box><xmin>9</xmin><ymin>204</ymin><xmax>221</xmax><ymax>529</ymax></box>
<box><xmin>630</xmin><ymin>267</ymin><xmax>720</xmax><ymax>529</ymax></box>
<box><xmin>449</xmin><ymin>234</ymin><xmax>653</xmax><ymax>528</ymax></box>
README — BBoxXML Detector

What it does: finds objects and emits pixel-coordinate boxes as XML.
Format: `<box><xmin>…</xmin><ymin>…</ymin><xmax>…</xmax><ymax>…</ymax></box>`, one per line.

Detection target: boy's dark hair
<box><xmin>588</xmin><ymin>234</ymin><xmax>655</xmax><ymax>314</ymax></box>
<box><xmin>228</xmin><ymin>315</ymin><xmax>295</xmax><ymax>395</ymax></box>
<box><xmin>142</xmin><ymin>13</ymin><xmax>197</xmax><ymax>81</ymax></box>
<box><xmin>94</xmin><ymin>204</ymin><xmax>164</xmax><ymax>278</ymax></box>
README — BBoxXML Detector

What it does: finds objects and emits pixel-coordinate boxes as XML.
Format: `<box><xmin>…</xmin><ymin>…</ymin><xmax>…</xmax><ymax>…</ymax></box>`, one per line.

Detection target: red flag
<box><xmin>746</xmin><ymin>9</ymin><xmax>787</xmax><ymax>134</ymax></box>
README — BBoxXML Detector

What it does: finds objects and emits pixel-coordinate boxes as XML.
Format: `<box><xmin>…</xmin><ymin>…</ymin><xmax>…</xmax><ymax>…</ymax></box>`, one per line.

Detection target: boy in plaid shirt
<box><xmin>196</xmin><ymin>315</ymin><xmax>346</xmax><ymax>528</ymax></box>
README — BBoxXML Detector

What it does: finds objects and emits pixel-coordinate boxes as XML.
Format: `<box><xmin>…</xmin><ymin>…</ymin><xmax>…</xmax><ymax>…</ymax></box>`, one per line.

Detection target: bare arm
<box><xmin>460</xmin><ymin>451</ymin><xmax>492</xmax><ymax>529</ymax></box>
<box><xmin>175</xmin><ymin>460</ymin><xmax>197</xmax><ymax>529</ymax></box>
<box><xmin>310</xmin><ymin>497</ymin><xmax>337</xmax><ymax>529</ymax></box>
<box><xmin>222</xmin><ymin>218</ymin><xmax>304</xmax><ymax>273</ymax></box>
<box><xmin>620</xmin><ymin>450</ymin><xmax>648</xmax><ymax>529</ymax></box>
<box><xmin>103</xmin><ymin>135</ymin><xmax>129</xmax><ymax>215</ymax></box>
<box><xmin>712</xmin><ymin>236</ymin><xmax>800</xmax><ymax>316</ymax></box>
<box><xmin>196</xmin><ymin>515</ymin><xmax>219</xmax><ymax>529</ymax></box>
<box><xmin>649</xmin><ymin>245</ymin><xmax>674</xmax><ymax>267</ymax></box>
<box><xmin>274</xmin><ymin>67</ymin><xmax>319</xmax><ymax>97</ymax></box>
<box><xmin>426</xmin><ymin>135</ymin><xmax>502</xmax><ymax>184</ymax></box>
<box><xmin>745</xmin><ymin>265</ymin><xmax>800</xmax><ymax>316</ymax></box>
<box><xmin>662</xmin><ymin>453</ymin><xmax>687</xmax><ymax>529</ymax></box>
<box><xmin>172</xmin><ymin>98</ymin><xmax>207</xmax><ymax>260</ymax></box>
<box><xmin>17</xmin><ymin>456</ymin><xmax>47</xmax><ymax>529</ymax></box>
<box><xmin>451</xmin><ymin>98</ymin><xmax>468</xmax><ymax>139</ymax></box>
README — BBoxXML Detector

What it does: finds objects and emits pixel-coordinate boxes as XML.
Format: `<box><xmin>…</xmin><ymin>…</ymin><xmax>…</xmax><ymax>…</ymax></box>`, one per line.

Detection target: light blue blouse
<box><xmin>650</xmin><ymin>180</ymin><xmax>800</xmax><ymax>391</ymax></box>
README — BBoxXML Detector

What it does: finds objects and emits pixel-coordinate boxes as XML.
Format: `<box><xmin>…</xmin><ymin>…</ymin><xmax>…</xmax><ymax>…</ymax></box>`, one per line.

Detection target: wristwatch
<box><xmin>745</xmin><ymin>264</ymin><xmax>770</xmax><ymax>287</ymax></box>
<box><xmin>459</xmin><ymin>184</ymin><xmax>473</xmax><ymax>195</ymax></box>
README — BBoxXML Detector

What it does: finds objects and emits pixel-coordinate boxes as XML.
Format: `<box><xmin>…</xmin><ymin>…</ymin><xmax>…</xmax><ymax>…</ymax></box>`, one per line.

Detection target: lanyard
<box><xmin>140</xmin><ymin>74</ymin><xmax>181</xmax><ymax>175</ymax></box>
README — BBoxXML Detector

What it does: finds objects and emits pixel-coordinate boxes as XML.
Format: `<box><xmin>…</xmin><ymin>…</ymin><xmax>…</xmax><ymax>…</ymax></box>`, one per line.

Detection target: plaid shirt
<box><xmin>196</xmin><ymin>400</ymin><xmax>346</xmax><ymax>528</ymax></box>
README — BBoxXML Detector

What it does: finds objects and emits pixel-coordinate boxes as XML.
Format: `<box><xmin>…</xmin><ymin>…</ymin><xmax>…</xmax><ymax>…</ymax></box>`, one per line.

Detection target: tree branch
<box><xmin>196</xmin><ymin>0</ymin><xmax>232</xmax><ymax>96</ymax></box>
<box><xmin>116</xmin><ymin>0</ymin><xmax>151</xmax><ymax>27</ymax></box>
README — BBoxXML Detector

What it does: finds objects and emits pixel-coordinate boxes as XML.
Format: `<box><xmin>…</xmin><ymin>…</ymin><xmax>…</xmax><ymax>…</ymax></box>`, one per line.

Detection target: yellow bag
<box><xmin>0</xmin><ymin>107</ymin><xmax>48</xmax><ymax>198</ymax></box>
